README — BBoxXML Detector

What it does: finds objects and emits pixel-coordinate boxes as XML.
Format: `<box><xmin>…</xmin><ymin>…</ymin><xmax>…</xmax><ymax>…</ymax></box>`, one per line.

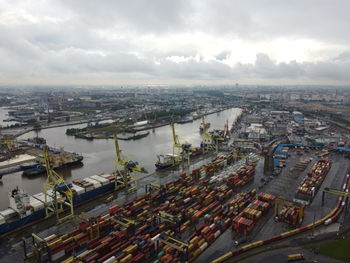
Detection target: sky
<box><xmin>0</xmin><ymin>0</ymin><xmax>350</xmax><ymax>86</ymax></box>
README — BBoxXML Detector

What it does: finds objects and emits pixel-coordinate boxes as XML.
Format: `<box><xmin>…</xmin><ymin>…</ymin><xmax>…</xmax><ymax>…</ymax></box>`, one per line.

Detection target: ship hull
<box><xmin>155</xmin><ymin>163</ymin><xmax>176</xmax><ymax>170</ymax></box>
<box><xmin>0</xmin><ymin>181</ymin><xmax>115</xmax><ymax>235</ymax></box>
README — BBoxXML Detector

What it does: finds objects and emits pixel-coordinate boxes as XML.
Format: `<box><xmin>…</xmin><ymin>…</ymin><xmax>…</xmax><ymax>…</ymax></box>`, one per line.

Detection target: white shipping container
<box><xmin>90</xmin><ymin>175</ymin><xmax>109</xmax><ymax>185</ymax></box>
<box><xmin>199</xmin><ymin>242</ymin><xmax>208</xmax><ymax>251</ymax></box>
<box><xmin>51</xmin><ymin>249</ymin><xmax>65</xmax><ymax>261</ymax></box>
<box><xmin>0</xmin><ymin>208</ymin><xmax>17</xmax><ymax>220</ymax></box>
<box><xmin>84</xmin><ymin>185</ymin><xmax>94</xmax><ymax>192</ymax></box>
<box><xmin>214</xmin><ymin>230</ymin><xmax>221</xmax><ymax>238</ymax></box>
<box><xmin>0</xmin><ymin>215</ymin><xmax>6</xmax><ymax>225</ymax></box>
<box><xmin>33</xmin><ymin>193</ymin><xmax>52</xmax><ymax>205</ymax></box>
<box><xmin>71</xmin><ymin>184</ymin><xmax>85</xmax><ymax>195</ymax></box>
<box><xmin>85</xmin><ymin>178</ymin><xmax>102</xmax><ymax>188</ymax></box>
<box><xmin>29</xmin><ymin>196</ymin><xmax>45</xmax><ymax>211</ymax></box>
<box><xmin>103</xmin><ymin>256</ymin><xmax>116</xmax><ymax>263</ymax></box>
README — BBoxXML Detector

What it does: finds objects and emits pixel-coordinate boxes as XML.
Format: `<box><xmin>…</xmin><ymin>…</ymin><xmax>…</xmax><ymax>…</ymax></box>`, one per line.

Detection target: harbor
<box><xmin>0</xmin><ymin>107</ymin><xmax>242</xmax><ymax>209</ymax></box>
<box><xmin>0</xmin><ymin>104</ymin><xmax>350</xmax><ymax>263</ymax></box>
<box><xmin>2</xmin><ymin>141</ymin><xmax>349</xmax><ymax>263</ymax></box>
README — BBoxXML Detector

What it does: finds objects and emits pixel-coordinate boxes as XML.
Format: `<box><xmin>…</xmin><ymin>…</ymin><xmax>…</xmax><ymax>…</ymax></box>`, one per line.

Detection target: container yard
<box><xmin>1</xmin><ymin>144</ymin><xmax>344</xmax><ymax>263</ymax></box>
<box><xmin>20</xmin><ymin>151</ymin><xmax>261</xmax><ymax>263</ymax></box>
<box><xmin>294</xmin><ymin>158</ymin><xmax>332</xmax><ymax>205</ymax></box>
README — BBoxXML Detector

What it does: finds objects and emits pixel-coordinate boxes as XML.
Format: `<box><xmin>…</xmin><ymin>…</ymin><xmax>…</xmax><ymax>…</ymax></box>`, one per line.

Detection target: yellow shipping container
<box><xmin>120</xmin><ymin>254</ymin><xmax>132</xmax><ymax>263</ymax></box>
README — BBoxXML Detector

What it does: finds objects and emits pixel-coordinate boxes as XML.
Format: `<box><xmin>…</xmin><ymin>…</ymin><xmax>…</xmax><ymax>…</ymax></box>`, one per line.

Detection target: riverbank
<box><xmin>0</xmin><ymin>107</ymin><xmax>242</xmax><ymax>209</ymax></box>
<box><xmin>9</xmin><ymin>107</ymin><xmax>232</xmax><ymax>139</ymax></box>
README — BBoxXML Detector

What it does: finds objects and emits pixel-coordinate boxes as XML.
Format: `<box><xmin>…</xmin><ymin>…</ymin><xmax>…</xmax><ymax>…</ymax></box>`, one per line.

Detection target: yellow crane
<box><xmin>201</xmin><ymin>116</ymin><xmax>216</xmax><ymax>153</ymax></box>
<box><xmin>274</xmin><ymin>198</ymin><xmax>304</xmax><ymax>225</ymax></box>
<box><xmin>114</xmin><ymin>134</ymin><xmax>146</xmax><ymax>192</ymax></box>
<box><xmin>43</xmin><ymin>146</ymin><xmax>74</xmax><ymax>223</ymax></box>
<box><xmin>171</xmin><ymin>122</ymin><xmax>192</xmax><ymax>167</ymax></box>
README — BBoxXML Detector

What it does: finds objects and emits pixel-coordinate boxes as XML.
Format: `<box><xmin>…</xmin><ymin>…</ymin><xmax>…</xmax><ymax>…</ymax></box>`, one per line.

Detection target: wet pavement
<box><xmin>1</xmin><ymin>148</ymin><xmax>349</xmax><ymax>263</ymax></box>
<box><xmin>195</xmin><ymin>150</ymin><xmax>350</xmax><ymax>263</ymax></box>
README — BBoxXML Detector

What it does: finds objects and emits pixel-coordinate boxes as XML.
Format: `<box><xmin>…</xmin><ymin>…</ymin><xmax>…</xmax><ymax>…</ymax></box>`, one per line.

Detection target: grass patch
<box><xmin>313</xmin><ymin>237</ymin><xmax>350</xmax><ymax>262</ymax></box>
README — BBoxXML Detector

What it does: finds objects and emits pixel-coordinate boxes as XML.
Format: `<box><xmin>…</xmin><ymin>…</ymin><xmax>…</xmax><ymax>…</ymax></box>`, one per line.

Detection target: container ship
<box><xmin>22</xmin><ymin>153</ymin><xmax>83</xmax><ymax>176</ymax></box>
<box><xmin>155</xmin><ymin>147</ymin><xmax>202</xmax><ymax>170</ymax></box>
<box><xmin>0</xmin><ymin>173</ymin><xmax>120</xmax><ymax>235</ymax></box>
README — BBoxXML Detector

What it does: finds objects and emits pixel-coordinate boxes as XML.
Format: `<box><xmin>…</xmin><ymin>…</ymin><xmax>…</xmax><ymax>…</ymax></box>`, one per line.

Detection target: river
<box><xmin>0</xmin><ymin>107</ymin><xmax>20</xmax><ymax>127</ymax></box>
<box><xmin>0</xmin><ymin>107</ymin><xmax>242</xmax><ymax>209</ymax></box>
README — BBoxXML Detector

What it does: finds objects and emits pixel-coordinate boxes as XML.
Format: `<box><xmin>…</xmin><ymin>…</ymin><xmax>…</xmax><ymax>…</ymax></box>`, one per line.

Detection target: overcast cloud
<box><xmin>0</xmin><ymin>0</ymin><xmax>350</xmax><ymax>85</ymax></box>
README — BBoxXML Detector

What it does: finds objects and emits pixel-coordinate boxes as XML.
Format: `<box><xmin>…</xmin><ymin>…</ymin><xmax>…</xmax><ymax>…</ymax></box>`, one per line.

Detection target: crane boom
<box><xmin>43</xmin><ymin>146</ymin><xmax>74</xmax><ymax>223</ymax></box>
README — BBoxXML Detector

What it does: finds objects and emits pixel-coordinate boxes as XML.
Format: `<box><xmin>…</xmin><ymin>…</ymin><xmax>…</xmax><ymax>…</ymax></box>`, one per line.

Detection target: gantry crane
<box><xmin>43</xmin><ymin>146</ymin><xmax>74</xmax><ymax>223</ymax></box>
<box><xmin>171</xmin><ymin>122</ymin><xmax>192</xmax><ymax>167</ymax></box>
<box><xmin>322</xmin><ymin>187</ymin><xmax>349</xmax><ymax>206</ymax></box>
<box><xmin>201</xmin><ymin>116</ymin><xmax>216</xmax><ymax>153</ymax></box>
<box><xmin>114</xmin><ymin>134</ymin><xmax>146</xmax><ymax>192</ymax></box>
<box><xmin>156</xmin><ymin>233</ymin><xmax>189</xmax><ymax>261</ymax></box>
<box><xmin>274</xmin><ymin>198</ymin><xmax>304</xmax><ymax>225</ymax></box>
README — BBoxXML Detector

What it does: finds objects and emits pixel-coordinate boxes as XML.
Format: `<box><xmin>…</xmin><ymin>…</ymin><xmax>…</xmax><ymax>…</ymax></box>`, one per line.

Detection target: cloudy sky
<box><xmin>1</xmin><ymin>0</ymin><xmax>350</xmax><ymax>86</ymax></box>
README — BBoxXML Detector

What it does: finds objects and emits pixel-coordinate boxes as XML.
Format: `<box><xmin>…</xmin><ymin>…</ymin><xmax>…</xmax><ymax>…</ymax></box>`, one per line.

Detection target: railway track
<box><xmin>211</xmin><ymin>172</ymin><xmax>350</xmax><ymax>263</ymax></box>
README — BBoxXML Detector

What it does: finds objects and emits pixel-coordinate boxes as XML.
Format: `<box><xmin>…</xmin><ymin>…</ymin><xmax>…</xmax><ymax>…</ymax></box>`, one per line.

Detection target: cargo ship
<box><xmin>176</xmin><ymin>116</ymin><xmax>193</xmax><ymax>124</ymax></box>
<box><xmin>155</xmin><ymin>147</ymin><xmax>203</xmax><ymax>170</ymax></box>
<box><xmin>22</xmin><ymin>153</ymin><xmax>83</xmax><ymax>176</ymax></box>
<box><xmin>155</xmin><ymin>154</ymin><xmax>180</xmax><ymax>170</ymax></box>
<box><xmin>0</xmin><ymin>173</ymin><xmax>120</xmax><ymax>235</ymax></box>
<box><xmin>26</xmin><ymin>137</ymin><xmax>46</xmax><ymax>145</ymax></box>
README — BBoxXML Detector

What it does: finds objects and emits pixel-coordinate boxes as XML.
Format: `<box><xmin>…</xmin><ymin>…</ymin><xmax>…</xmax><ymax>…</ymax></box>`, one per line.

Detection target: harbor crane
<box><xmin>201</xmin><ymin>116</ymin><xmax>217</xmax><ymax>153</ymax></box>
<box><xmin>43</xmin><ymin>146</ymin><xmax>74</xmax><ymax>223</ymax></box>
<box><xmin>171</xmin><ymin>122</ymin><xmax>192</xmax><ymax>168</ymax></box>
<box><xmin>322</xmin><ymin>187</ymin><xmax>349</xmax><ymax>207</ymax></box>
<box><xmin>114</xmin><ymin>134</ymin><xmax>146</xmax><ymax>192</ymax></box>
<box><xmin>274</xmin><ymin>198</ymin><xmax>305</xmax><ymax>225</ymax></box>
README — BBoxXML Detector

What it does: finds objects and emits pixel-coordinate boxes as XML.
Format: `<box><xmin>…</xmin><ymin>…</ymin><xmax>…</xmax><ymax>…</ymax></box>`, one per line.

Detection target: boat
<box><xmin>155</xmin><ymin>154</ymin><xmax>180</xmax><ymax>170</ymax></box>
<box><xmin>22</xmin><ymin>165</ymin><xmax>46</xmax><ymax>176</ymax></box>
<box><xmin>0</xmin><ymin>173</ymin><xmax>119</xmax><ymax>235</ymax></box>
<box><xmin>3</xmin><ymin>118</ymin><xmax>17</xmax><ymax>122</ymax></box>
<box><xmin>20</xmin><ymin>162</ymin><xmax>41</xmax><ymax>170</ymax></box>
<box><xmin>118</xmin><ymin>131</ymin><xmax>150</xmax><ymax>141</ymax></box>
<box><xmin>176</xmin><ymin>117</ymin><xmax>193</xmax><ymax>124</ymax></box>
<box><xmin>22</xmin><ymin>154</ymin><xmax>83</xmax><ymax>176</ymax></box>
<box><xmin>27</xmin><ymin>137</ymin><xmax>46</xmax><ymax>145</ymax></box>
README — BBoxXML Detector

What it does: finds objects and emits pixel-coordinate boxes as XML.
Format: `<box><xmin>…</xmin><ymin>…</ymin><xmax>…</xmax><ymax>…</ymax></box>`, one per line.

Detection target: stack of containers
<box><xmin>90</xmin><ymin>175</ymin><xmax>109</xmax><ymax>186</ymax></box>
<box><xmin>72</xmin><ymin>178</ymin><xmax>94</xmax><ymax>192</ymax></box>
<box><xmin>242</xmin><ymin>208</ymin><xmax>262</xmax><ymax>221</ymax></box>
<box><xmin>294</xmin><ymin>159</ymin><xmax>332</xmax><ymax>204</ymax></box>
<box><xmin>28</xmin><ymin>196</ymin><xmax>45</xmax><ymax>212</ymax></box>
<box><xmin>278</xmin><ymin>205</ymin><xmax>303</xmax><ymax>225</ymax></box>
<box><xmin>84</xmin><ymin>177</ymin><xmax>102</xmax><ymax>189</ymax></box>
<box><xmin>28</xmin><ymin>149</ymin><xmax>257</xmax><ymax>263</ymax></box>
<box><xmin>258</xmin><ymin>192</ymin><xmax>276</xmax><ymax>204</ymax></box>
<box><xmin>226</xmin><ymin>162</ymin><xmax>256</xmax><ymax>188</ymax></box>
<box><xmin>70</xmin><ymin>184</ymin><xmax>85</xmax><ymax>195</ymax></box>
<box><xmin>98</xmin><ymin>173</ymin><xmax>115</xmax><ymax>182</ymax></box>
<box><xmin>232</xmin><ymin>216</ymin><xmax>254</xmax><ymax>235</ymax></box>
<box><xmin>247</xmin><ymin>200</ymin><xmax>270</xmax><ymax>214</ymax></box>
